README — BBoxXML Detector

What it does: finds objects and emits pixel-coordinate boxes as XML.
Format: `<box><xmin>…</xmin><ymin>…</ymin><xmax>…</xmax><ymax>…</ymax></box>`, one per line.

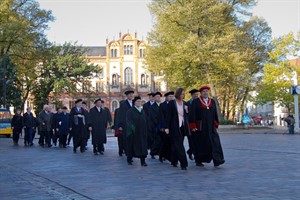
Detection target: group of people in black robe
<box><xmin>11</xmin><ymin>85</ymin><xmax>225</xmax><ymax>170</ymax></box>
<box><xmin>114</xmin><ymin>86</ymin><xmax>225</xmax><ymax>170</ymax></box>
<box><xmin>10</xmin><ymin>99</ymin><xmax>112</xmax><ymax>154</ymax></box>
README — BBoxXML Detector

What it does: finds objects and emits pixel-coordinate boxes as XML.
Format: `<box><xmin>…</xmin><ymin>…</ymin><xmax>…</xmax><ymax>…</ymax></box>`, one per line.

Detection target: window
<box><xmin>141</xmin><ymin>74</ymin><xmax>147</xmax><ymax>86</ymax></box>
<box><xmin>124</xmin><ymin>45</ymin><xmax>133</xmax><ymax>55</ymax></box>
<box><xmin>124</xmin><ymin>45</ymin><xmax>127</xmax><ymax>55</ymax></box>
<box><xmin>111</xmin><ymin>100</ymin><xmax>119</xmax><ymax>112</ymax></box>
<box><xmin>111</xmin><ymin>49</ymin><xmax>118</xmax><ymax>57</ymax></box>
<box><xmin>112</xmin><ymin>73</ymin><xmax>119</xmax><ymax>86</ymax></box>
<box><xmin>124</xmin><ymin>67</ymin><xmax>133</xmax><ymax>85</ymax></box>
<box><xmin>69</xmin><ymin>100</ymin><xmax>75</xmax><ymax>109</ymax></box>
<box><xmin>82</xmin><ymin>81</ymin><xmax>90</xmax><ymax>93</ymax></box>
<box><xmin>139</xmin><ymin>49</ymin><xmax>144</xmax><ymax>58</ymax></box>
<box><xmin>154</xmin><ymin>81</ymin><xmax>161</xmax><ymax>91</ymax></box>
<box><xmin>95</xmin><ymin>81</ymin><xmax>103</xmax><ymax>92</ymax></box>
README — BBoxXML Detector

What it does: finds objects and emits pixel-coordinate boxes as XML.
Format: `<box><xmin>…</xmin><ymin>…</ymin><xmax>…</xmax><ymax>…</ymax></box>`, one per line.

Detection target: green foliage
<box><xmin>32</xmin><ymin>42</ymin><xmax>98</xmax><ymax>113</ymax></box>
<box><xmin>0</xmin><ymin>0</ymin><xmax>54</xmax><ymax>109</ymax></box>
<box><xmin>146</xmin><ymin>0</ymin><xmax>272</xmax><ymax>120</ymax></box>
<box><xmin>255</xmin><ymin>32</ymin><xmax>300</xmax><ymax>111</ymax></box>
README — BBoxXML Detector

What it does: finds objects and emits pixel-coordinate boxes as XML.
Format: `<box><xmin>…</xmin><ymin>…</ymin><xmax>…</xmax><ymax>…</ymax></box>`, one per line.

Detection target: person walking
<box><xmin>56</xmin><ymin>106</ymin><xmax>70</xmax><ymax>148</ymax></box>
<box><xmin>88</xmin><ymin>98</ymin><xmax>110</xmax><ymax>155</ymax></box>
<box><xmin>70</xmin><ymin>99</ymin><xmax>88</xmax><ymax>153</ymax></box>
<box><xmin>164</xmin><ymin>88</ymin><xmax>189</xmax><ymax>170</ymax></box>
<box><xmin>126</xmin><ymin>96</ymin><xmax>148</xmax><ymax>166</ymax></box>
<box><xmin>23</xmin><ymin>107</ymin><xmax>35</xmax><ymax>146</ymax></box>
<box><xmin>189</xmin><ymin>86</ymin><xmax>225</xmax><ymax>167</ymax></box>
<box><xmin>11</xmin><ymin>108</ymin><xmax>23</xmax><ymax>146</ymax></box>
<box><xmin>38</xmin><ymin>105</ymin><xmax>53</xmax><ymax>148</ymax></box>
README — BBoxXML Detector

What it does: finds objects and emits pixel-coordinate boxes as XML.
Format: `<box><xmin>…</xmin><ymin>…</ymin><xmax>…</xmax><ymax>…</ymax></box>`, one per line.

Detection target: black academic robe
<box><xmin>70</xmin><ymin>107</ymin><xmax>87</xmax><ymax>148</ymax></box>
<box><xmin>166</xmin><ymin>100</ymin><xmax>189</xmax><ymax>167</ymax></box>
<box><xmin>149</xmin><ymin>102</ymin><xmax>161</xmax><ymax>155</ymax></box>
<box><xmin>126</xmin><ymin>107</ymin><xmax>148</xmax><ymax>158</ymax></box>
<box><xmin>89</xmin><ymin>106</ymin><xmax>108</xmax><ymax>145</ymax></box>
<box><xmin>117</xmin><ymin>100</ymin><xmax>132</xmax><ymax>153</ymax></box>
<box><xmin>189</xmin><ymin>98</ymin><xmax>224</xmax><ymax>165</ymax></box>
<box><xmin>158</xmin><ymin>101</ymin><xmax>172</xmax><ymax>161</ymax></box>
<box><xmin>143</xmin><ymin>101</ymin><xmax>152</xmax><ymax>117</ymax></box>
<box><xmin>143</xmin><ymin>101</ymin><xmax>154</xmax><ymax>149</ymax></box>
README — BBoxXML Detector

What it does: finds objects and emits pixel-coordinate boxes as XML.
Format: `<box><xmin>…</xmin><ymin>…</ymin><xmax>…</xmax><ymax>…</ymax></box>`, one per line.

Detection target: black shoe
<box><xmin>99</xmin><ymin>151</ymin><xmax>104</xmax><ymax>155</ymax></box>
<box><xmin>119</xmin><ymin>152</ymin><xmax>123</xmax><ymax>157</ymax></box>
<box><xmin>188</xmin><ymin>154</ymin><xmax>194</xmax><ymax>161</ymax></box>
<box><xmin>159</xmin><ymin>156</ymin><xmax>163</xmax><ymax>163</ymax></box>
<box><xmin>80</xmin><ymin>149</ymin><xmax>85</xmax><ymax>153</ymax></box>
<box><xmin>73</xmin><ymin>148</ymin><xmax>77</xmax><ymax>153</ymax></box>
<box><xmin>181</xmin><ymin>167</ymin><xmax>187</xmax><ymax>170</ymax></box>
<box><xmin>85</xmin><ymin>147</ymin><xmax>87</xmax><ymax>150</ymax></box>
<box><xmin>48</xmin><ymin>144</ymin><xmax>52</xmax><ymax>148</ymax></box>
<box><xmin>214</xmin><ymin>160</ymin><xmax>225</xmax><ymax>167</ymax></box>
<box><xmin>141</xmin><ymin>163</ymin><xmax>148</xmax><ymax>167</ymax></box>
<box><xmin>196</xmin><ymin>162</ymin><xmax>204</xmax><ymax>167</ymax></box>
<box><xmin>172</xmin><ymin>163</ymin><xmax>178</xmax><ymax>167</ymax></box>
<box><xmin>54</xmin><ymin>143</ymin><xmax>57</xmax><ymax>146</ymax></box>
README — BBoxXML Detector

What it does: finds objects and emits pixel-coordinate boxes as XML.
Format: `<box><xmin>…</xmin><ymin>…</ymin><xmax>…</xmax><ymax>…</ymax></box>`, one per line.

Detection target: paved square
<box><xmin>0</xmin><ymin>131</ymin><xmax>299</xmax><ymax>200</ymax></box>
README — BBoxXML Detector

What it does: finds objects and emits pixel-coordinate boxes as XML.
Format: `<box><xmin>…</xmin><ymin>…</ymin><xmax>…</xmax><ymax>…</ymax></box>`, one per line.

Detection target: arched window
<box><xmin>124</xmin><ymin>67</ymin><xmax>133</xmax><ymax>85</ymax></box>
<box><xmin>114</xmin><ymin>49</ymin><xmax>117</xmax><ymax>57</ymax></box>
<box><xmin>112</xmin><ymin>73</ymin><xmax>119</xmax><ymax>86</ymax></box>
<box><xmin>111</xmin><ymin>100</ymin><xmax>119</xmax><ymax>112</ymax></box>
<box><xmin>141</xmin><ymin>74</ymin><xmax>146</xmax><ymax>86</ymax></box>
<box><xmin>139</xmin><ymin>49</ymin><xmax>143</xmax><ymax>57</ymax></box>
<box><xmin>124</xmin><ymin>45</ymin><xmax>127</xmax><ymax>55</ymax></box>
<box><xmin>111</xmin><ymin>49</ymin><xmax>114</xmax><ymax>57</ymax></box>
<box><xmin>129</xmin><ymin>45</ymin><xmax>133</xmax><ymax>54</ymax></box>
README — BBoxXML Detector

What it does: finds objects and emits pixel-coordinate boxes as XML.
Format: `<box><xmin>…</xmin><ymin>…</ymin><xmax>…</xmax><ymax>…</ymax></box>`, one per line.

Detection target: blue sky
<box><xmin>37</xmin><ymin>0</ymin><xmax>300</xmax><ymax>46</ymax></box>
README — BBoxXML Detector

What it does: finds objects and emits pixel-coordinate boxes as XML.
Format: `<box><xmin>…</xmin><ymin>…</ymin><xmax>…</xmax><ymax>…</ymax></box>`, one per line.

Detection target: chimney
<box><xmin>135</xmin><ymin>32</ymin><xmax>137</xmax><ymax>38</ymax></box>
<box><xmin>119</xmin><ymin>32</ymin><xmax>122</xmax><ymax>39</ymax></box>
<box><xmin>106</xmin><ymin>37</ymin><xmax>108</xmax><ymax>44</ymax></box>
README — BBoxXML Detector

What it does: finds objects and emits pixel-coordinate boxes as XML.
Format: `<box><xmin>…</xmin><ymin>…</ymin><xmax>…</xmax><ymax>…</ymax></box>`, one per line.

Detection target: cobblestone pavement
<box><xmin>0</xmin><ymin>131</ymin><xmax>299</xmax><ymax>200</ymax></box>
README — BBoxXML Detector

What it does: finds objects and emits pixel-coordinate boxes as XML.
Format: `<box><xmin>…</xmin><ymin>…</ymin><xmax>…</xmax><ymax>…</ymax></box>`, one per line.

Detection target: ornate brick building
<box><xmin>58</xmin><ymin>32</ymin><xmax>167</xmax><ymax>113</ymax></box>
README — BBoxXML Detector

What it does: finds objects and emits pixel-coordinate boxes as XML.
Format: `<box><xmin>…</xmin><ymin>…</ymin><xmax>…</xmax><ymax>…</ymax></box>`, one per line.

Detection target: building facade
<box><xmin>58</xmin><ymin>32</ymin><xmax>167</xmax><ymax>113</ymax></box>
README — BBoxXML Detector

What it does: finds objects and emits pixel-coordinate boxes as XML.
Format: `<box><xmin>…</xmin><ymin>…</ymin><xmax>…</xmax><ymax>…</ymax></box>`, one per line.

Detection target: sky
<box><xmin>37</xmin><ymin>0</ymin><xmax>300</xmax><ymax>46</ymax></box>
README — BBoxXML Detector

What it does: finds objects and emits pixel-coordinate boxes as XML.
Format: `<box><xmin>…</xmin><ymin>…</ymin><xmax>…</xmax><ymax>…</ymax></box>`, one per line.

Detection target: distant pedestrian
<box><xmin>11</xmin><ymin>108</ymin><xmax>23</xmax><ymax>146</ymax></box>
<box><xmin>70</xmin><ymin>99</ymin><xmax>87</xmax><ymax>153</ymax></box>
<box><xmin>283</xmin><ymin>114</ymin><xmax>295</xmax><ymax>134</ymax></box>
<box><xmin>38</xmin><ymin>105</ymin><xmax>53</xmax><ymax>147</ymax></box>
<box><xmin>23</xmin><ymin>107</ymin><xmax>35</xmax><ymax>146</ymax></box>
<box><xmin>88</xmin><ymin>98</ymin><xmax>110</xmax><ymax>155</ymax></box>
<box><xmin>56</xmin><ymin>107</ymin><xmax>70</xmax><ymax>148</ymax></box>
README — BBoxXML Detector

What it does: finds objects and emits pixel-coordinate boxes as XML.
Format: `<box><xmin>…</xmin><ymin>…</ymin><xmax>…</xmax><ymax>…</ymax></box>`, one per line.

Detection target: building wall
<box><xmin>58</xmin><ymin>33</ymin><xmax>167</xmax><ymax>113</ymax></box>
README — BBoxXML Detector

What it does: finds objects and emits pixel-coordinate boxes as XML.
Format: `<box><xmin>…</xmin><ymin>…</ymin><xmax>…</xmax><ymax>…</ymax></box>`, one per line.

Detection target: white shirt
<box><xmin>176</xmin><ymin>101</ymin><xmax>184</xmax><ymax>127</ymax></box>
<box><xmin>203</xmin><ymin>98</ymin><xmax>208</xmax><ymax>104</ymax></box>
<box><xmin>128</xmin><ymin>100</ymin><xmax>133</xmax><ymax>107</ymax></box>
<box><xmin>96</xmin><ymin>106</ymin><xmax>101</xmax><ymax>112</ymax></box>
<box><xmin>135</xmin><ymin>106</ymin><xmax>142</xmax><ymax>112</ymax></box>
<box><xmin>150</xmin><ymin>101</ymin><xmax>154</xmax><ymax>105</ymax></box>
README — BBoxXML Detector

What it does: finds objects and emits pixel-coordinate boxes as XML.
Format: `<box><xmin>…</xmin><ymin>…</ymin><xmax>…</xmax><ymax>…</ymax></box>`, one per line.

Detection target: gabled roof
<box><xmin>83</xmin><ymin>46</ymin><xmax>106</xmax><ymax>57</ymax></box>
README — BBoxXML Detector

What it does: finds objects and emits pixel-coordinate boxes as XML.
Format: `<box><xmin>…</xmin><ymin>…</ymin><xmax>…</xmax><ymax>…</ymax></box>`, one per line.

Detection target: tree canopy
<box><xmin>146</xmin><ymin>0</ymin><xmax>272</xmax><ymax>120</ymax></box>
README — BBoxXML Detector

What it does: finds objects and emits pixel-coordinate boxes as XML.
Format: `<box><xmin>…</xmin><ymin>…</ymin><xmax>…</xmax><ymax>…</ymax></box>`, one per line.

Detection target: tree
<box><xmin>0</xmin><ymin>0</ymin><xmax>54</xmax><ymax>108</ymax></box>
<box><xmin>32</xmin><ymin>42</ymin><xmax>98</xmax><ymax>113</ymax></box>
<box><xmin>255</xmin><ymin>32</ymin><xmax>300</xmax><ymax>113</ymax></box>
<box><xmin>146</xmin><ymin>0</ymin><xmax>272</xmax><ymax>121</ymax></box>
